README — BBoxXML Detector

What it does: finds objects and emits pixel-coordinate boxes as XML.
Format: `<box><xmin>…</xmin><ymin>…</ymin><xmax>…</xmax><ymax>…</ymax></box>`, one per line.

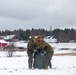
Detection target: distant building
<box><xmin>44</xmin><ymin>36</ymin><xmax>57</xmax><ymax>43</ymax></box>
<box><xmin>2</xmin><ymin>35</ymin><xmax>18</xmax><ymax>42</ymax></box>
<box><xmin>0</xmin><ymin>39</ymin><xmax>8</xmax><ymax>48</ymax></box>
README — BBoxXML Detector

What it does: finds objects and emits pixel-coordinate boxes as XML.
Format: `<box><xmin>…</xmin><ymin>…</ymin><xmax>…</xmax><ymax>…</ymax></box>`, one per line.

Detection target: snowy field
<box><xmin>0</xmin><ymin>43</ymin><xmax>76</xmax><ymax>75</ymax></box>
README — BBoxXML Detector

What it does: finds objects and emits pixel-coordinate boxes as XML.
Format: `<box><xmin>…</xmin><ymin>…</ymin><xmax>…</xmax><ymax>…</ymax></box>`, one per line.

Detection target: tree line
<box><xmin>0</xmin><ymin>28</ymin><xmax>76</xmax><ymax>42</ymax></box>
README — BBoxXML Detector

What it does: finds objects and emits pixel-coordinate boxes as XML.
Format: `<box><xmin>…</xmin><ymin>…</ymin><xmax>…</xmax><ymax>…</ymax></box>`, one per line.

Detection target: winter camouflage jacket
<box><xmin>41</xmin><ymin>41</ymin><xmax>54</xmax><ymax>54</ymax></box>
<box><xmin>27</xmin><ymin>39</ymin><xmax>34</xmax><ymax>55</ymax></box>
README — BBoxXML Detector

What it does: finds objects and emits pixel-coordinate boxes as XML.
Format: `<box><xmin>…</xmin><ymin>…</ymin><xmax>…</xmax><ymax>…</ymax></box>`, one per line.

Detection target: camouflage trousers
<box><xmin>28</xmin><ymin>53</ymin><xmax>33</xmax><ymax>69</ymax></box>
<box><xmin>45</xmin><ymin>52</ymin><xmax>53</xmax><ymax>68</ymax></box>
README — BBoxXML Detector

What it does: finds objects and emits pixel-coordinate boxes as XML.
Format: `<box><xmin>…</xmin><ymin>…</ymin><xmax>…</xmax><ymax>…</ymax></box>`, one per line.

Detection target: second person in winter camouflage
<box><xmin>27</xmin><ymin>35</ymin><xmax>35</xmax><ymax>69</ymax></box>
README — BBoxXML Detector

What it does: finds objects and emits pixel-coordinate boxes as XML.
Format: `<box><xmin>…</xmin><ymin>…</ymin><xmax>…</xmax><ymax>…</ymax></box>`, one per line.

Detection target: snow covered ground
<box><xmin>0</xmin><ymin>43</ymin><xmax>76</xmax><ymax>75</ymax></box>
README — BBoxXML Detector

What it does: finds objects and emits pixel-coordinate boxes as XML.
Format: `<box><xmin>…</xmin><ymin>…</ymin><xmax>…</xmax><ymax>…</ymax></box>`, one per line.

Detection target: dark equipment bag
<box><xmin>33</xmin><ymin>48</ymin><xmax>47</xmax><ymax>69</ymax></box>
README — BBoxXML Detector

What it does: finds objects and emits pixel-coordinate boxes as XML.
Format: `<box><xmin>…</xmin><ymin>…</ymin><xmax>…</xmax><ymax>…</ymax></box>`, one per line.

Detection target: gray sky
<box><xmin>0</xmin><ymin>0</ymin><xmax>76</xmax><ymax>31</ymax></box>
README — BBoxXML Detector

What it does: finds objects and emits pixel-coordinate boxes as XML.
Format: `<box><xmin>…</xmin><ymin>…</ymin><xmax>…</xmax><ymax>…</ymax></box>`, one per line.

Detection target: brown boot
<box><xmin>44</xmin><ymin>66</ymin><xmax>48</xmax><ymax>70</ymax></box>
<box><xmin>29</xmin><ymin>66</ymin><xmax>32</xmax><ymax>69</ymax></box>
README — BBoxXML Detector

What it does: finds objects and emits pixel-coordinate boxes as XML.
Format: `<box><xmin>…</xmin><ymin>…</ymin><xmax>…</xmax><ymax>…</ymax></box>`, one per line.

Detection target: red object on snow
<box><xmin>0</xmin><ymin>40</ymin><xmax>8</xmax><ymax>47</ymax></box>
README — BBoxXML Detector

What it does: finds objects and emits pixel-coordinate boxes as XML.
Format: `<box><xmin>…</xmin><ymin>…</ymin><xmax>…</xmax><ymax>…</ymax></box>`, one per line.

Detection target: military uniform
<box><xmin>41</xmin><ymin>40</ymin><xmax>54</xmax><ymax>69</ymax></box>
<box><xmin>27</xmin><ymin>36</ymin><xmax>35</xmax><ymax>69</ymax></box>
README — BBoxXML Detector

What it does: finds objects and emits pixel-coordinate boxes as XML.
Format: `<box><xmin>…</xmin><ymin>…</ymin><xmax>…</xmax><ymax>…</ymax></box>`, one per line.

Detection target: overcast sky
<box><xmin>0</xmin><ymin>0</ymin><xmax>76</xmax><ymax>31</ymax></box>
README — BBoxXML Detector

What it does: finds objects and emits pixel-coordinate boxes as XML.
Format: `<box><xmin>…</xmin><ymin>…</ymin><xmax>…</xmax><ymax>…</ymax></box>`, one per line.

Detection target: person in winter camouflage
<box><xmin>33</xmin><ymin>35</ymin><xmax>47</xmax><ymax>69</ymax></box>
<box><xmin>40</xmin><ymin>38</ymin><xmax>54</xmax><ymax>69</ymax></box>
<box><xmin>27</xmin><ymin>35</ymin><xmax>35</xmax><ymax>69</ymax></box>
<box><xmin>35</xmin><ymin>35</ymin><xmax>54</xmax><ymax>69</ymax></box>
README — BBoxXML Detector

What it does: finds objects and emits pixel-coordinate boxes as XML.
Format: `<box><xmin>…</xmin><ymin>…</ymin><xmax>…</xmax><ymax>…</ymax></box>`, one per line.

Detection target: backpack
<box><xmin>33</xmin><ymin>48</ymin><xmax>47</xmax><ymax>69</ymax></box>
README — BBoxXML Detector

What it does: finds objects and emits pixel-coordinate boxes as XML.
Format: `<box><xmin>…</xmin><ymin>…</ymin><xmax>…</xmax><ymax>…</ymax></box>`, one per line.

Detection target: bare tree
<box><xmin>4</xmin><ymin>44</ymin><xmax>15</xmax><ymax>57</ymax></box>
